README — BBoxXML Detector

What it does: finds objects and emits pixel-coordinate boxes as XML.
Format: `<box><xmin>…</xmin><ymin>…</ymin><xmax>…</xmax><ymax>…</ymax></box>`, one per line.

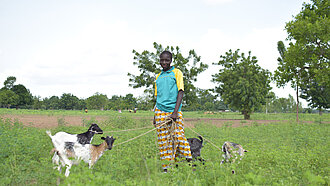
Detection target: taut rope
<box><xmin>113</xmin><ymin>118</ymin><xmax>173</xmax><ymax>147</ymax></box>
<box><xmin>103</xmin><ymin>126</ymin><xmax>153</xmax><ymax>133</ymax></box>
<box><xmin>186</xmin><ymin>125</ymin><xmax>222</xmax><ymax>151</ymax></box>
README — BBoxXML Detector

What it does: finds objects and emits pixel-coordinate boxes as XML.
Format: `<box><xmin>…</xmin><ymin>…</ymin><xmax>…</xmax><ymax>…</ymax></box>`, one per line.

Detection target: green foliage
<box><xmin>86</xmin><ymin>92</ymin><xmax>109</xmax><ymax>110</ymax></box>
<box><xmin>0</xmin><ymin>110</ymin><xmax>329</xmax><ymax>185</ymax></box>
<box><xmin>300</xmin><ymin>76</ymin><xmax>330</xmax><ymax>111</ymax></box>
<box><xmin>59</xmin><ymin>93</ymin><xmax>80</xmax><ymax>110</ymax></box>
<box><xmin>260</xmin><ymin>94</ymin><xmax>304</xmax><ymax>113</ymax></box>
<box><xmin>107</xmin><ymin>94</ymin><xmax>138</xmax><ymax>110</ymax></box>
<box><xmin>42</xmin><ymin>96</ymin><xmax>61</xmax><ymax>110</ymax></box>
<box><xmin>128</xmin><ymin>42</ymin><xmax>209</xmax><ymax>108</ymax></box>
<box><xmin>0</xmin><ymin>119</ymin><xmax>58</xmax><ymax>185</ymax></box>
<box><xmin>212</xmin><ymin>49</ymin><xmax>272</xmax><ymax>119</ymax></box>
<box><xmin>275</xmin><ymin>0</ymin><xmax>330</xmax><ymax>111</ymax></box>
<box><xmin>0</xmin><ymin>76</ymin><xmax>33</xmax><ymax>108</ymax></box>
<box><xmin>3</xmin><ymin>76</ymin><xmax>16</xmax><ymax>90</ymax></box>
<box><xmin>12</xmin><ymin>84</ymin><xmax>33</xmax><ymax>108</ymax></box>
<box><xmin>0</xmin><ymin>89</ymin><xmax>19</xmax><ymax>108</ymax></box>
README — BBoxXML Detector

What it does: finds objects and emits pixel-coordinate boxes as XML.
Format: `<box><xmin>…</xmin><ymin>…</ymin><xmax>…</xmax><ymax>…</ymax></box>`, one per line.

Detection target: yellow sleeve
<box><xmin>155</xmin><ymin>73</ymin><xmax>161</xmax><ymax>96</ymax></box>
<box><xmin>174</xmin><ymin>69</ymin><xmax>184</xmax><ymax>91</ymax></box>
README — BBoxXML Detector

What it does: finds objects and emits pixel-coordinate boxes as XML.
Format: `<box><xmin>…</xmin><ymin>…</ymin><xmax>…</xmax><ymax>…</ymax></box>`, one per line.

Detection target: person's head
<box><xmin>160</xmin><ymin>51</ymin><xmax>172</xmax><ymax>71</ymax></box>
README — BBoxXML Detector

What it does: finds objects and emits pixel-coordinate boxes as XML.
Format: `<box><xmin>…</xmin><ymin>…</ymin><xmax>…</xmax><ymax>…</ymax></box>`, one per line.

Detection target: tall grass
<box><xmin>0</xmin><ymin>115</ymin><xmax>328</xmax><ymax>185</ymax></box>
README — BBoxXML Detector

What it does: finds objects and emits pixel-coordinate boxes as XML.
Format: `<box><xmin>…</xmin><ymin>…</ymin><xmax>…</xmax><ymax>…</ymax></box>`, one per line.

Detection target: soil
<box><xmin>1</xmin><ymin>114</ymin><xmax>299</xmax><ymax>129</ymax></box>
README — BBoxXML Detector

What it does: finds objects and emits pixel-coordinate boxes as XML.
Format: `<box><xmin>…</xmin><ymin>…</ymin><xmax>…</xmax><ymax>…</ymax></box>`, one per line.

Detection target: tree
<box><xmin>32</xmin><ymin>96</ymin><xmax>42</xmax><ymax>109</ymax></box>
<box><xmin>59</xmin><ymin>93</ymin><xmax>80</xmax><ymax>110</ymax></box>
<box><xmin>275</xmin><ymin>0</ymin><xmax>330</xmax><ymax>120</ymax></box>
<box><xmin>212</xmin><ymin>49</ymin><xmax>272</xmax><ymax>119</ymax></box>
<box><xmin>3</xmin><ymin>76</ymin><xmax>16</xmax><ymax>90</ymax></box>
<box><xmin>1</xmin><ymin>76</ymin><xmax>33</xmax><ymax>108</ymax></box>
<box><xmin>136</xmin><ymin>94</ymin><xmax>154</xmax><ymax>110</ymax></box>
<box><xmin>12</xmin><ymin>84</ymin><xmax>33</xmax><ymax>108</ymax></box>
<box><xmin>43</xmin><ymin>96</ymin><xmax>61</xmax><ymax>110</ymax></box>
<box><xmin>300</xmin><ymin>78</ymin><xmax>330</xmax><ymax>114</ymax></box>
<box><xmin>128</xmin><ymin>42</ymin><xmax>208</xmax><ymax>108</ymax></box>
<box><xmin>0</xmin><ymin>90</ymin><xmax>19</xmax><ymax>108</ymax></box>
<box><xmin>122</xmin><ymin>93</ymin><xmax>137</xmax><ymax>109</ymax></box>
<box><xmin>86</xmin><ymin>92</ymin><xmax>108</xmax><ymax>110</ymax></box>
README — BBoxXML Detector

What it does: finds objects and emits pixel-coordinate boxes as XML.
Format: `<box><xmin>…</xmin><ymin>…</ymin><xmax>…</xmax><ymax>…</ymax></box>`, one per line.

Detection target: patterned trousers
<box><xmin>154</xmin><ymin>107</ymin><xmax>192</xmax><ymax>170</ymax></box>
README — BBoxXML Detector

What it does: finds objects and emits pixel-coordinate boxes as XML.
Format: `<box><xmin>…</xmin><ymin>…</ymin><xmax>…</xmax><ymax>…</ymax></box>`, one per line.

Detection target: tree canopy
<box><xmin>212</xmin><ymin>49</ymin><xmax>272</xmax><ymax>119</ymax></box>
<box><xmin>274</xmin><ymin>0</ymin><xmax>329</xmax><ymax>115</ymax></box>
<box><xmin>128</xmin><ymin>42</ymin><xmax>209</xmax><ymax>108</ymax></box>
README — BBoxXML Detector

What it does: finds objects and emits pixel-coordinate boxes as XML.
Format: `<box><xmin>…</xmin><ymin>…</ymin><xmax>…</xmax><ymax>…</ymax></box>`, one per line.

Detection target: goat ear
<box><xmin>101</xmin><ymin>137</ymin><xmax>105</xmax><ymax>140</ymax></box>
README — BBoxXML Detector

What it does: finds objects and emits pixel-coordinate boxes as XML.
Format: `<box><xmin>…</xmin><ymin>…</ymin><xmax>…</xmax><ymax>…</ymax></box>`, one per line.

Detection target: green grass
<box><xmin>1</xmin><ymin>108</ymin><xmax>329</xmax><ymax>123</ymax></box>
<box><xmin>0</xmin><ymin>112</ymin><xmax>329</xmax><ymax>185</ymax></box>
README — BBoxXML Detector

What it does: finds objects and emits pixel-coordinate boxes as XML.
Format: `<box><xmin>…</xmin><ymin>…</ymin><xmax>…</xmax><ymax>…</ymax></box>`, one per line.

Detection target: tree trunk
<box><xmin>296</xmin><ymin>84</ymin><xmax>299</xmax><ymax>123</ymax></box>
<box><xmin>243</xmin><ymin>110</ymin><xmax>250</xmax><ymax>120</ymax></box>
<box><xmin>319</xmin><ymin>108</ymin><xmax>323</xmax><ymax>116</ymax></box>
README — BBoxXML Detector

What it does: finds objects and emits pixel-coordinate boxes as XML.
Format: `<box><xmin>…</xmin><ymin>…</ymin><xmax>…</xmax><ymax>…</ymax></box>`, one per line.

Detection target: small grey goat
<box><xmin>220</xmin><ymin>141</ymin><xmax>248</xmax><ymax>164</ymax></box>
<box><xmin>187</xmin><ymin>136</ymin><xmax>204</xmax><ymax>162</ymax></box>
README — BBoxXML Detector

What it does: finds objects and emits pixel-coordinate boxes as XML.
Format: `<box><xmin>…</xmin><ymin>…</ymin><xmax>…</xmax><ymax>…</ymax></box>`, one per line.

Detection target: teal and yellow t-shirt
<box><xmin>155</xmin><ymin>66</ymin><xmax>184</xmax><ymax>112</ymax></box>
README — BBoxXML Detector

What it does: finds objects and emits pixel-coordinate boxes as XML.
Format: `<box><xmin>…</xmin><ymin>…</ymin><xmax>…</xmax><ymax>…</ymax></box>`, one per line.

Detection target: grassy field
<box><xmin>0</xmin><ymin>109</ymin><xmax>329</xmax><ymax>185</ymax></box>
<box><xmin>1</xmin><ymin>108</ymin><xmax>329</xmax><ymax>122</ymax></box>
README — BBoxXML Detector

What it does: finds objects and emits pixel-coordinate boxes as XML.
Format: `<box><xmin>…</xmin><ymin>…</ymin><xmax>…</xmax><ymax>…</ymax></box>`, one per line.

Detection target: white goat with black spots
<box><xmin>48</xmin><ymin>136</ymin><xmax>115</xmax><ymax>177</ymax></box>
<box><xmin>46</xmin><ymin>123</ymin><xmax>103</xmax><ymax>171</ymax></box>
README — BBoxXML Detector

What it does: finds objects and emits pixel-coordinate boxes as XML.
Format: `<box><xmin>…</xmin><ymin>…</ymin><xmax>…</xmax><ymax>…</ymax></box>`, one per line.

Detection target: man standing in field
<box><xmin>153</xmin><ymin>51</ymin><xmax>192</xmax><ymax>172</ymax></box>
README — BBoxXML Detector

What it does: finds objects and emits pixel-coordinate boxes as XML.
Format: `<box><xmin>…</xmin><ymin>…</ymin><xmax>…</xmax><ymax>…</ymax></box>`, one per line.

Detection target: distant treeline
<box><xmin>0</xmin><ymin>76</ymin><xmax>317</xmax><ymax>114</ymax></box>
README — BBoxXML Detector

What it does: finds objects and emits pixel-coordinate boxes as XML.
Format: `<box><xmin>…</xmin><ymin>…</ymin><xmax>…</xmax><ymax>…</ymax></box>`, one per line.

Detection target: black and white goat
<box><xmin>49</xmin><ymin>136</ymin><xmax>115</xmax><ymax>177</ymax></box>
<box><xmin>46</xmin><ymin>123</ymin><xmax>103</xmax><ymax>170</ymax></box>
<box><xmin>220</xmin><ymin>141</ymin><xmax>248</xmax><ymax>165</ymax></box>
<box><xmin>187</xmin><ymin>136</ymin><xmax>205</xmax><ymax>163</ymax></box>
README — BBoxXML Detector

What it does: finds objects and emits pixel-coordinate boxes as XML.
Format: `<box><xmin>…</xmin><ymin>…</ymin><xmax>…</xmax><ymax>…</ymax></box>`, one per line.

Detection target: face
<box><xmin>90</xmin><ymin>123</ymin><xmax>103</xmax><ymax>134</ymax></box>
<box><xmin>104</xmin><ymin>136</ymin><xmax>115</xmax><ymax>150</ymax></box>
<box><xmin>160</xmin><ymin>53</ymin><xmax>172</xmax><ymax>71</ymax></box>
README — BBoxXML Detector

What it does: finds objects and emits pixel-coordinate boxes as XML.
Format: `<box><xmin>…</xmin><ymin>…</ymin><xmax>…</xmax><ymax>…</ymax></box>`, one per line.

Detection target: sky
<box><xmin>0</xmin><ymin>0</ymin><xmax>310</xmax><ymax>106</ymax></box>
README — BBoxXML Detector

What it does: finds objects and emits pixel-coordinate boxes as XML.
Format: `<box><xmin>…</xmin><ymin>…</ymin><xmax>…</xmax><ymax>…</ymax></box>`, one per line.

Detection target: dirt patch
<box><xmin>1</xmin><ymin>114</ymin><xmax>290</xmax><ymax>129</ymax></box>
<box><xmin>1</xmin><ymin>114</ymin><xmax>110</xmax><ymax>128</ymax></box>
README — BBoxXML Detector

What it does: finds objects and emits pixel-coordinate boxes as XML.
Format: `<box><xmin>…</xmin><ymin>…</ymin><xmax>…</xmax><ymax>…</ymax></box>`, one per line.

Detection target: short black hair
<box><xmin>160</xmin><ymin>51</ymin><xmax>172</xmax><ymax>60</ymax></box>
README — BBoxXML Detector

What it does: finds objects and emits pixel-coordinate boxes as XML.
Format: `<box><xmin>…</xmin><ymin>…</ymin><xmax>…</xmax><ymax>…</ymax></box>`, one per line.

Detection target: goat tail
<box><xmin>46</xmin><ymin>130</ymin><xmax>52</xmax><ymax>137</ymax></box>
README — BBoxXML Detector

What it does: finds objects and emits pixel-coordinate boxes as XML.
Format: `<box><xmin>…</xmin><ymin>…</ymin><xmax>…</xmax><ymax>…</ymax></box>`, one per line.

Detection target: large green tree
<box><xmin>1</xmin><ymin>76</ymin><xmax>33</xmax><ymax>108</ymax></box>
<box><xmin>212</xmin><ymin>49</ymin><xmax>272</xmax><ymax>119</ymax></box>
<box><xmin>274</xmin><ymin>0</ymin><xmax>329</xmax><ymax>118</ymax></box>
<box><xmin>0</xmin><ymin>90</ymin><xmax>19</xmax><ymax>108</ymax></box>
<box><xmin>128</xmin><ymin>42</ymin><xmax>208</xmax><ymax>108</ymax></box>
<box><xmin>43</xmin><ymin>96</ymin><xmax>61</xmax><ymax>110</ymax></box>
<box><xmin>12</xmin><ymin>84</ymin><xmax>33</xmax><ymax>108</ymax></box>
<box><xmin>59</xmin><ymin>93</ymin><xmax>80</xmax><ymax>110</ymax></box>
<box><xmin>86</xmin><ymin>92</ymin><xmax>108</xmax><ymax>110</ymax></box>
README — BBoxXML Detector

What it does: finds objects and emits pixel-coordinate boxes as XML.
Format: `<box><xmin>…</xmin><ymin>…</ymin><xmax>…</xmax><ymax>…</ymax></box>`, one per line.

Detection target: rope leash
<box><xmin>186</xmin><ymin>125</ymin><xmax>222</xmax><ymax>151</ymax></box>
<box><xmin>103</xmin><ymin>125</ymin><xmax>153</xmax><ymax>133</ymax></box>
<box><xmin>108</xmin><ymin>117</ymin><xmax>222</xmax><ymax>156</ymax></box>
<box><xmin>162</xmin><ymin>117</ymin><xmax>179</xmax><ymax>159</ymax></box>
<box><xmin>113</xmin><ymin>118</ymin><xmax>173</xmax><ymax>147</ymax></box>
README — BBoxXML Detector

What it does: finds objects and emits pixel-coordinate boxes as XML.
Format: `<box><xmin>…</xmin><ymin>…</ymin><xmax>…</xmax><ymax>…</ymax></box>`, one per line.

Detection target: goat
<box><xmin>46</xmin><ymin>123</ymin><xmax>103</xmax><ymax>170</ymax></box>
<box><xmin>187</xmin><ymin>136</ymin><xmax>204</xmax><ymax>159</ymax></box>
<box><xmin>50</xmin><ymin>136</ymin><xmax>115</xmax><ymax>177</ymax></box>
<box><xmin>187</xmin><ymin>136</ymin><xmax>205</xmax><ymax>167</ymax></box>
<box><xmin>220</xmin><ymin>141</ymin><xmax>248</xmax><ymax>165</ymax></box>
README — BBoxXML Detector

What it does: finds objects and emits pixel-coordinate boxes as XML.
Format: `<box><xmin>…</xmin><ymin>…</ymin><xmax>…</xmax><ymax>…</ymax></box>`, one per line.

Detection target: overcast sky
<box><xmin>0</xmin><ymin>0</ymin><xmax>309</xmax><ymax>106</ymax></box>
